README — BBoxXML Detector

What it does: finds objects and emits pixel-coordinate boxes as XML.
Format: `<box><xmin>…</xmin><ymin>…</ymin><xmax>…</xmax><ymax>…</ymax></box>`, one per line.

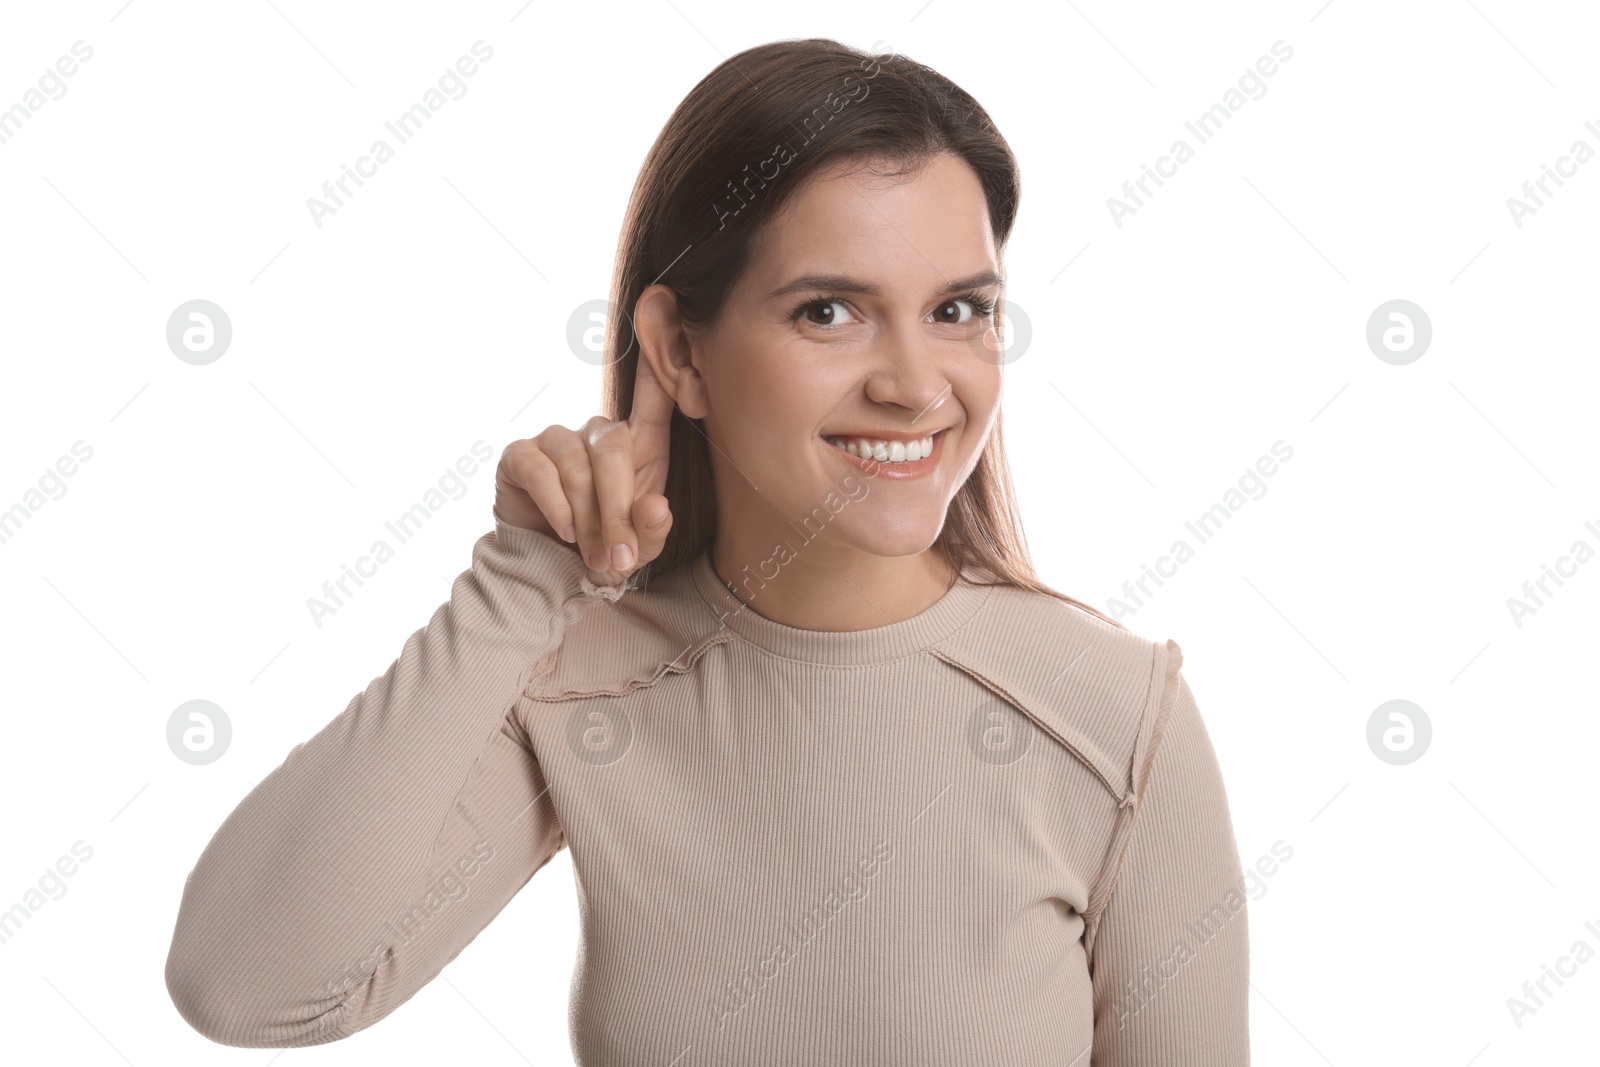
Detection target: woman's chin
<box><xmin>818</xmin><ymin>517</ymin><xmax>945</xmax><ymax>561</ymax></box>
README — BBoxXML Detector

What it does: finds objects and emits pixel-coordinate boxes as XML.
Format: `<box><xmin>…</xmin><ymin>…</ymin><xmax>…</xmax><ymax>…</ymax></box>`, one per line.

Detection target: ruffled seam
<box><xmin>577</xmin><ymin>575</ymin><xmax>624</xmax><ymax>602</ymax></box>
<box><xmin>577</xmin><ymin>569</ymin><xmax>638</xmax><ymax>603</ymax></box>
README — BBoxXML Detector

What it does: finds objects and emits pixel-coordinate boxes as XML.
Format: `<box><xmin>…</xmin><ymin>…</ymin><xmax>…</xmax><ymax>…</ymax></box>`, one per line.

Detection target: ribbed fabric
<box><xmin>165</xmin><ymin>516</ymin><xmax>1250</xmax><ymax>1064</ymax></box>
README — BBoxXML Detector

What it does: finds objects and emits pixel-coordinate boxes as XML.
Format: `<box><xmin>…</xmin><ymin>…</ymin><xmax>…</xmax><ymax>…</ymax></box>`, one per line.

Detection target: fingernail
<box><xmin>611</xmin><ymin>543</ymin><xmax>634</xmax><ymax>570</ymax></box>
<box><xmin>562</xmin><ymin>525</ymin><xmax>575</xmax><ymax>542</ymax></box>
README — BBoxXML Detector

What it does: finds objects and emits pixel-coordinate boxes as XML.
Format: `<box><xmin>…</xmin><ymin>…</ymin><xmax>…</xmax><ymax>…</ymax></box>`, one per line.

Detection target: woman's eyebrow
<box><xmin>765</xmin><ymin>269</ymin><xmax>1002</xmax><ymax>301</ymax></box>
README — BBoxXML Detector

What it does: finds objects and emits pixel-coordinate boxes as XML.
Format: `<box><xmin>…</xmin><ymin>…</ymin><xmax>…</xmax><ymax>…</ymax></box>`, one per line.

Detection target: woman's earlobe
<box><xmin>673</xmin><ymin>370</ymin><xmax>710</xmax><ymax>420</ymax></box>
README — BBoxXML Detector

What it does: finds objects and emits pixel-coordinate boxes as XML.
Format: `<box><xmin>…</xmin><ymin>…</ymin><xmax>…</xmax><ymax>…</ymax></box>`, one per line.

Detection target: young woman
<box><xmin>167</xmin><ymin>38</ymin><xmax>1249</xmax><ymax>1065</ymax></box>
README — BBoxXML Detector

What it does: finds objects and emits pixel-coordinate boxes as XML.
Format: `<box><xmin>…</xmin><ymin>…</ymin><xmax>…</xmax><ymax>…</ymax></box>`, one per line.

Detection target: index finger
<box><xmin>627</xmin><ymin>351</ymin><xmax>676</xmax><ymax>465</ymax></box>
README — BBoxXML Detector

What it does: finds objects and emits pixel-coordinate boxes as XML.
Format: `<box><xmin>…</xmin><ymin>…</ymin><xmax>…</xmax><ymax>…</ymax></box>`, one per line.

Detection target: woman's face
<box><xmin>680</xmin><ymin>150</ymin><xmax>1005</xmax><ymax>563</ymax></box>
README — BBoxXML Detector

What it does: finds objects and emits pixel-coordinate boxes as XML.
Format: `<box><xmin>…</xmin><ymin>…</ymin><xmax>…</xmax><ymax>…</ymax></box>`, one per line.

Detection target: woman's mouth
<box><xmin>821</xmin><ymin>429</ymin><xmax>947</xmax><ymax>478</ymax></box>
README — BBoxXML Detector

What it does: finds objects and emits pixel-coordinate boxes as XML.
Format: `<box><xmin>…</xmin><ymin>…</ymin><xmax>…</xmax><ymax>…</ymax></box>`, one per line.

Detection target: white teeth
<box><xmin>824</xmin><ymin>433</ymin><xmax>937</xmax><ymax>463</ymax></box>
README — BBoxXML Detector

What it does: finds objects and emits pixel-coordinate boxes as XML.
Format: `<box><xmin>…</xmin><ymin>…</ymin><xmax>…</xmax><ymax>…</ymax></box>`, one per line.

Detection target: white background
<box><xmin>2</xmin><ymin>0</ymin><xmax>1597</xmax><ymax>1063</ymax></box>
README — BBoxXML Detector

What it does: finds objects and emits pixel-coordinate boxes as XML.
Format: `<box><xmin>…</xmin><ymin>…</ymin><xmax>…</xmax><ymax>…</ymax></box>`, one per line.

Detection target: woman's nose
<box><xmin>861</xmin><ymin>324</ymin><xmax>956</xmax><ymax>422</ymax></box>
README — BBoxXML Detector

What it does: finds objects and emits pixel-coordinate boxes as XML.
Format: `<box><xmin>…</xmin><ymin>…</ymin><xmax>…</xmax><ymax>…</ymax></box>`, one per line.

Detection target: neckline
<box><xmin>688</xmin><ymin>549</ymin><xmax>994</xmax><ymax>666</ymax></box>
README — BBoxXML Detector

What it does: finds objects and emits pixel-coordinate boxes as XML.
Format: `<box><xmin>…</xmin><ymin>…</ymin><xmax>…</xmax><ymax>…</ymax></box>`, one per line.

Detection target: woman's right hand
<box><xmin>494</xmin><ymin>354</ymin><xmax>676</xmax><ymax>589</ymax></box>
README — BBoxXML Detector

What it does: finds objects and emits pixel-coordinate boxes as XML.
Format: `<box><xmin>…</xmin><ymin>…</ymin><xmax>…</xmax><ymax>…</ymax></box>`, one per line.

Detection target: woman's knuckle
<box><xmin>561</xmin><ymin>465</ymin><xmax>593</xmax><ymax>492</ymax></box>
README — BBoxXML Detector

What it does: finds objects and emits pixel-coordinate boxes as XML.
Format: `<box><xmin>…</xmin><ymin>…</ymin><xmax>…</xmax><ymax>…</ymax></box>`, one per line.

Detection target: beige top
<box><xmin>165</xmin><ymin>515</ymin><xmax>1250</xmax><ymax>1064</ymax></box>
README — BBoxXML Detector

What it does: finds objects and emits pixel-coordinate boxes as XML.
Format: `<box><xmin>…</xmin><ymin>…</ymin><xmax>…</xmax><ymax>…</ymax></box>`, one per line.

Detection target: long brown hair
<box><xmin>601</xmin><ymin>37</ymin><xmax>1121</xmax><ymax>629</ymax></box>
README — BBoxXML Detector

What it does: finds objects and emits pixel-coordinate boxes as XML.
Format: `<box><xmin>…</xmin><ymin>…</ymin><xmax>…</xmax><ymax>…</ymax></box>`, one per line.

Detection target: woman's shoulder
<box><xmin>931</xmin><ymin>575</ymin><xmax>1183</xmax><ymax>804</ymax></box>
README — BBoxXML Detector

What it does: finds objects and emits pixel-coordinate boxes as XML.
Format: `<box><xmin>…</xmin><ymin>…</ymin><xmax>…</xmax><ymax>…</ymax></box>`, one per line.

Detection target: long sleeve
<box><xmin>1088</xmin><ymin>670</ymin><xmax>1251</xmax><ymax>1064</ymax></box>
<box><xmin>165</xmin><ymin>515</ymin><xmax>625</xmax><ymax>1047</ymax></box>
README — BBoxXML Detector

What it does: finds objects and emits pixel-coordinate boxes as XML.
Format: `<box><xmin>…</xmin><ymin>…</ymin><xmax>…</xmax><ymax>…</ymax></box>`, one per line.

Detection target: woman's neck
<box><xmin>708</xmin><ymin>537</ymin><xmax>959</xmax><ymax>633</ymax></box>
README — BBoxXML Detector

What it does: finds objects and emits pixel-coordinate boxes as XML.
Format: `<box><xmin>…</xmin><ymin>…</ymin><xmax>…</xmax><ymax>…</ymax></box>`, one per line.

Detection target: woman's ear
<box><xmin>633</xmin><ymin>284</ymin><xmax>710</xmax><ymax>419</ymax></box>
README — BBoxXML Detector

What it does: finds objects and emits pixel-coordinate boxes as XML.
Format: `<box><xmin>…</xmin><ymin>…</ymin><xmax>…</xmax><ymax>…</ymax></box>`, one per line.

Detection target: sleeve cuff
<box><xmin>489</xmin><ymin>514</ymin><xmax>630</xmax><ymax>603</ymax></box>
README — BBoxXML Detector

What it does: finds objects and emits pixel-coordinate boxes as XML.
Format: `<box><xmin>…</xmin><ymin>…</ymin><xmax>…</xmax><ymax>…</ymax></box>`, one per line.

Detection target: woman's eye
<box><xmin>800</xmin><ymin>299</ymin><xmax>857</xmax><ymax>327</ymax></box>
<box><xmin>934</xmin><ymin>299</ymin><xmax>977</xmax><ymax>325</ymax></box>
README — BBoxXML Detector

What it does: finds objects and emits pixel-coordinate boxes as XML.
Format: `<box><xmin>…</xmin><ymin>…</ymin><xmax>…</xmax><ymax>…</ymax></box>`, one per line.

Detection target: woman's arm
<box><xmin>1088</xmin><ymin>670</ymin><xmax>1251</xmax><ymax>1064</ymax></box>
<box><xmin>164</xmin><ymin>514</ymin><xmax>624</xmax><ymax>1047</ymax></box>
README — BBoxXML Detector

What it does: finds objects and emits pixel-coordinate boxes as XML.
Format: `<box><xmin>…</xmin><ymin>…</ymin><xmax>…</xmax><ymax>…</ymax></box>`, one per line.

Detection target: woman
<box><xmin>166</xmin><ymin>37</ymin><xmax>1250</xmax><ymax>1064</ymax></box>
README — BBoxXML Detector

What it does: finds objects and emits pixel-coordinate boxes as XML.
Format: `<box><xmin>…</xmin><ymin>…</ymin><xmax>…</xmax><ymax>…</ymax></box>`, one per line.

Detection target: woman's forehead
<box><xmin>744</xmin><ymin>174</ymin><xmax>999</xmax><ymax>298</ymax></box>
